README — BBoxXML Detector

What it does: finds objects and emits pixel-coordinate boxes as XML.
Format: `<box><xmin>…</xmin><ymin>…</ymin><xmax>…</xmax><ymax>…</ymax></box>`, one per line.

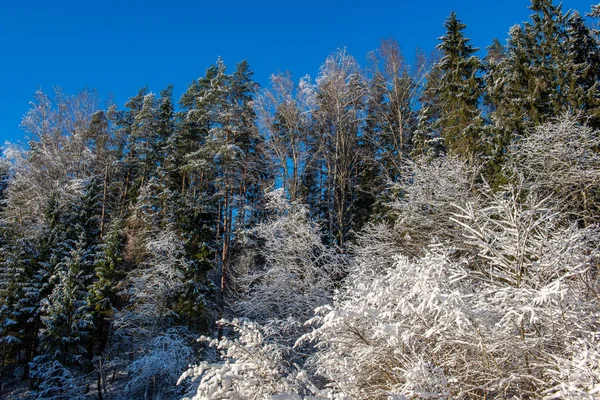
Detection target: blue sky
<box><xmin>0</xmin><ymin>0</ymin><xmax>596</xmax><ymax>145</ymax></box>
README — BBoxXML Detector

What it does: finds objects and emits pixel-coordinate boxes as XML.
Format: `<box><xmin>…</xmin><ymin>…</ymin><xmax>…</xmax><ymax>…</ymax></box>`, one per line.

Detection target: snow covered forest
<box><xmin>2</xmin><ymin>1</ymin><xmax>600</xmax><ymax>398</ymax></box>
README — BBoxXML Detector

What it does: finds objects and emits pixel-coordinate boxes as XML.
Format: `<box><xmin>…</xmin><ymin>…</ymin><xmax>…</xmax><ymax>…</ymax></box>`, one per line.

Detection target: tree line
<box><xmin>1</xmin><ymin>1</ymin><xmax>600</xmax><ymax>398</ymax></box>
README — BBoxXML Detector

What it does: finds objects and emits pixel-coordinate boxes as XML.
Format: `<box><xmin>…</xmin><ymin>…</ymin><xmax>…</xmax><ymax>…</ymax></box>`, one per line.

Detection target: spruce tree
<box><xmin>39</xmin><ymin>239</ymin><xmax>94</xmax><ymax>366</ymax></box>
<box><xmin>88</xmin><ymin>218</ymin><xmax>124</xmax><ymax>353</ymax></box>
<box><xmin>416</xmin><ymin>12</ymin><xmax>484</xmax><ymax>161</ymax></box>
<box><xmin>565</xmin><ymin>11</ymin><xmax>600</xmax><ymax>127</ymax></box>
<box><xmin>487</xmin><ymin>0</ymin><xmax>600</xmax><ymax>142</ymax></box>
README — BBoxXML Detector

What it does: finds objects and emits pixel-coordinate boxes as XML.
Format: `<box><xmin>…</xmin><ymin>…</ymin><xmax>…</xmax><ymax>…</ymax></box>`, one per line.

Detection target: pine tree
<box><xmin>39</xmin><ymin>239</ymin><xmax>95</xmax><ymax>366</ymax></box>
<box><xmin>181</xmin><ymin>59</ymin><xmax>267</xmax><ymax>310</ymax></box>
<box><xmin>110</xmin><ymin>86</ymin><xmax>149</xmax><ymax>209</ymax></box>
<box><xmin>487</xmin><ymin>0</ymin><xmax>600</xmax><ymax>142</ymax></box>
<box><xmin>416</xmin><ymin>12</ymin><xmax>484</xmax><ymax>161</ymax></box>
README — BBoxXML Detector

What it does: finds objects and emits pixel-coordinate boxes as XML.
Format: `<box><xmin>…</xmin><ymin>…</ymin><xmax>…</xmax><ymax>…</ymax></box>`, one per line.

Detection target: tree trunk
<box><xmin>99</xmin><ymin>164</ymin><xmax>109</xmax><ymax>240</ymax></box>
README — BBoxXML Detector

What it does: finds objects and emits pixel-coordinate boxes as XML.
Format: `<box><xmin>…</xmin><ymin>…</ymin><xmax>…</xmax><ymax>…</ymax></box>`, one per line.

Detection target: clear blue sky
<box><xmin>0</xmin><ymin>0</ymin><xmax>596</xmax><ymax>145</ymax></box>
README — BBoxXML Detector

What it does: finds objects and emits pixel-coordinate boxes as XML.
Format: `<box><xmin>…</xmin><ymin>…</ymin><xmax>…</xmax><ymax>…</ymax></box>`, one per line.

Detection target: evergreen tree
<box><xmin>0</xmin><ymin>236</ymin><xmax>39</xmax><ymax>384</ymax></box>
<box><xmin>13</xmin><ymin>208</ymin><xmax>68</xmax><ymax>379</ymax></box>
<box><xmin>565</xmin><ymin>11</ymin><xmax>600</xmax><ymax>127</ymax></box>
<box><xmin>181</xmin><ymin>59</ymin><xmax>267</xmax><ymax>307</ymax></box>
<box><xmin>38</xmin><ymin>180</ymin><xmax>101</xmax><ymax>368</ymax></box>
<box><xmin>88</xmin><ymin>218</ymin><xmax>124</xmax><ymax>354</ymax></box>
<box><xmin>109</xmin><ymin>86</ymin><xmax>149</xmax><ymax>209</ymax></box>
<box><xmin>39</xmin><ymin>239</ymin><xmax>94</xmax><ymax>366</ymax></box>
<box><xmin>587</xmin><ymin>4</ymin><xmax>600</xmax><ymax>38</ymax></box>
<box><xmin>487</xmin><ymin>0</ymin><xmax>600</xmax><ymax>144</ymax></box>
<box><xmin>416</xmin><ymin>12</ymin><xmax>484</xmax><ymax>161</ymax></box>
<box><xmin>0</xmin><ymin>159</ymin><xmax>8</xmax><ymax>215</ymax></box>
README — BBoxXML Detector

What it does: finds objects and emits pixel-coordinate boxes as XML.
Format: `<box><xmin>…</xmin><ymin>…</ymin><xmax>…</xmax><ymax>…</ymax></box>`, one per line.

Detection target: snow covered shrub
<box><xmin>300</xmin><ymin>251</ymin><xmax>458</xmax><ymax>399</ymax></box>
<box><xmin>29</xmin><ymin>355</ymin><xmax>84</xmax><ymax>400</ymax></box>
<box><xmin>116</xmin><ymin>229</ymin><xmax>188</xmax><ymax>337</ymax></box>
<box><xmin>506</xmin><ymin>115</ymin><xmax>600</xmax><ymax>221</ymax></box>
<box><xmin>388</xmin><ymin>156</ymin><xmax>479</xmax><ymax>257</ymax></box>
<box><xmin>544</xmin><ymin>336</ymin><xmax>600</xmax><ymax>399</ymax></box>
<box><xmin>300</xmin><ymin>186</ymin><xmax>600</xmax><ymax>399</ymax></box>
<box><xmin>125</xmin><ymin>328</ymin><xmax>194</xmax><ymax>399</ymax></box>
<box><xmin>178</xmin><ymin>318</ymin><xmax>321</xmax><ymax>400</ymax></box>
<box><xmin>232</xmin><ymin>189</ymin><xmax>345</xmax><ymax>323</ymax></box>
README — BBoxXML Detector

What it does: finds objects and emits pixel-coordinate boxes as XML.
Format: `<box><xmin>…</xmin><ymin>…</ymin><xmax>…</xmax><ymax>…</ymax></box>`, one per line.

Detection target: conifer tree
<box><xmin>479</xmin><ymin>38</ymin><xmax>511</xmax><ymax>185</ymax></box>
<box><xmin>13</xmin><ymin>201</ymin><xmax>69</xmax><ymax>379</ymax></box>
<box><xmin>487</xmin><ymin>0</ymin><xmax>600</xmax><ymax>141</ymax></box>
<box><xmin>565</xmin><ymin>11</ymin><xmax>600</xmax><ymax>127</ymax></box>
<box><xmin>416</xmin><ymin>12</ymin><xmax>484</xmax><ymax>161</ymax></box>
<box><xmin>88</xmin><ymin>218</ymin><xmax>124</xmax><ymax>353</ymax></box>
<box><xmin>110</xmin><ymin>87</ymin><xmax>149</xmax><ymax>208</ymax></box>
<box><xmin>0</xmin><ymin>159</ymin><xmax>8</xmax><ymax>214</ymax></box>
<box><xmin>38</xmin><ymin>180</ymin><xmax>101</xmax><ymax>369</ymax></box>
<box><xmin>180</xmin><ymin>59</ymin><xmax>267</xmax><ymax>316</ymax></box>
<box><xmin>39</xmin><ymin>239</ymin><xmax>95</xmax><ymax>366</ymax></box>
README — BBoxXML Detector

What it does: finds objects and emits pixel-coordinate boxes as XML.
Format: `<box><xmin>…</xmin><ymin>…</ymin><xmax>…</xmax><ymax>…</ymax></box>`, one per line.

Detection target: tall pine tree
<box><xmin>416</xmin><ymin>12</ymin><xmax>484</xmax><ymax>161</ymax></box>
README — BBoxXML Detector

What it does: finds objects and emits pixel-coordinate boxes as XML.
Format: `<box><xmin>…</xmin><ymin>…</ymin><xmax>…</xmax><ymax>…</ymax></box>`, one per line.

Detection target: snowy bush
<box><xmin>387</xmin><ymin>156</ymin><xmax>479</xmax><ymax>257</ymax></box>
<box><xmin>299</xmin><ymin>186</ymin><xmax>600</xmax><ymax>399</ymax></box>
<box><xmin>232</xmin><ymin>189</ymin><xmax>345</xmax><ymax>323</ymax></box>
<box><xmin>506</xmin><ymin>115</ymin><xmax>600</xmax><ymax>221</ymax></box>
<box><xmin>544</xmin><ymin>336</ymin><xmax>600</xmax><ymax>399</ymax></box>
<box><xmin>29</xmin><ymin>355</ymin><xmax>84</xmax><ymax>400</ymax></box>
<box><xmin>125</xmin><ymin>328</ymin><xmax>194</xmax><ymax>399</ymax></box>
<box><xmin>178</xmin><ymin>318</ymin><xmax>321</xmax><ymax>400</ymax></box>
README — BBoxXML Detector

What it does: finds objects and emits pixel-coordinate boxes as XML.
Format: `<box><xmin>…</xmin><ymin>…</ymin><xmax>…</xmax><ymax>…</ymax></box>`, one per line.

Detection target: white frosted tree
<box><xmin>313</xmin><ymin>49</ymin><xmax>366</xmax><ymax>248</ymax></box>
<box><xmin>506</xmin><ymin>114</ymin><xmax>600</xmax><ymax>222</ymax></box>
<box><xmin>114</xmin><ymin>230</ymin><xmax>192</xmax><ymax>398</ymax></box>
<box><xmin>178</xmin><ymin>318</ymin><xmax>327</xmax><ymax>400</ymax></box>
<box><xmin>299</xmin><ymin>185</ymin><xmax>600</xmax><ymax>399</ymax></box>
<box><xmin>116</xmin><ymin>229</ymin><xmax>188</xmax><ymax>337</ymax></box>
<box><xmin>255</xmin><ymin>73</ymin><xmax>316</xmax><ymax>201</ymax></box>
<box><xmin>231</xmin><ymin>188</ymin><xmax>344</xmax><ymax>324</ymax></box>
<box><xmin>3</xmin><ymin>89</ymin><xmax>99</xmax><ymax>230</ymax></box>
<box><xmin>383</xmin><ymin>155</ymin><xmax>479</xmax><ymax>257</ymax></box>
<box><xmin>125</xmin><ymin>328</ymin><xmax>194</xmax><ymax>399</ymax></box>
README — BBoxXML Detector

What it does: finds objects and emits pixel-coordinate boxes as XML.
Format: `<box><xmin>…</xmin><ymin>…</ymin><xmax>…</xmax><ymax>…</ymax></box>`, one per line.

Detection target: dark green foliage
<box><xmin>487</xmin><ymin>0</ymin><xmax>600</xmax><ymax>141</ymax></box>
<box><xmin>416</xmin><ymin>12</ymin><xmax>484</xmax><ymax>161</ymax></box>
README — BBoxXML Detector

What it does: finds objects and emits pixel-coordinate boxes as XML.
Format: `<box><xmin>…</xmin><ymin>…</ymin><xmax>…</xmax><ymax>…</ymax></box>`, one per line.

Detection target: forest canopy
<box><xmin>2</xmin><ymin>1</ymin><xmax>600</xmax><ymax>399</ymax></box>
